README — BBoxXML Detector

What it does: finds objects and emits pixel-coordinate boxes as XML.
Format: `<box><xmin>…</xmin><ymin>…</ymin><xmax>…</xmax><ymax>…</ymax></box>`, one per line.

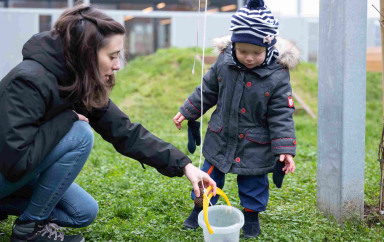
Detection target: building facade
<box><xmin>0</xmin><ymin>1</ymin><xmax>379</xmax><ymax>79</ymax></box>
<box><xmin>0</xmin><ymin>0</ymin><xmax>242</xmax><ymax>11</ymax></box>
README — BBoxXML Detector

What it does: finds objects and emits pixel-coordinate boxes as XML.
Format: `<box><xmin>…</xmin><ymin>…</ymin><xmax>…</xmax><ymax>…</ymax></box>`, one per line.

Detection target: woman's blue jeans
<box><xmin>0</xmin><ymin>121</ymin><xmax>98</xmax><ymax>228</ymax></box>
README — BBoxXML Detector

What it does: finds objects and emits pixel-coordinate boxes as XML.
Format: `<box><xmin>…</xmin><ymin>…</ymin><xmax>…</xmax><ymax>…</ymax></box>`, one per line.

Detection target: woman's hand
<box><xmin>279</xmin><ymin>154</ymin><xmax>295</xmax><ymax>174</ymax></box>
<box><xmin>73</xmin><ymin>111</ymin><xmax>89</xmax><ymax>123</ymax></box>
<box><xmin>183</xmin><ymin>163</ymin><xmax>217</xmax><ymax>197</ymax></box>
<box><xmin>173</xmin><ymin>112</ymin><xmax>186</xmax><ymax>130</ymax></box>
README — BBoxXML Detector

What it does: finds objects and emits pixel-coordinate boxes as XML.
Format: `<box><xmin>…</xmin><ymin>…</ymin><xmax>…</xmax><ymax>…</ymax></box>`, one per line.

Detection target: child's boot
<box><xmin>242</xmin><ymin>210</ymin><xmax>261</xmax><ymax>239</ymax></box>
<box><xmin>182</xmin><ymin>206</ymin><xmax>202</xmax><ymax>230</ymax></box>
<box><xmin>11</xmin><ymin>218</ymin><xmax>85</xmax><ymax>242</ymax></box>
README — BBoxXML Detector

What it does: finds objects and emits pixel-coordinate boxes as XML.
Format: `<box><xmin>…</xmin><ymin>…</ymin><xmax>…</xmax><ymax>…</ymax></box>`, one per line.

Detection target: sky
<box><xmin>264</xmin><ymin>0</ymin><xmax>379</xmax><ymax>19</ymax></box>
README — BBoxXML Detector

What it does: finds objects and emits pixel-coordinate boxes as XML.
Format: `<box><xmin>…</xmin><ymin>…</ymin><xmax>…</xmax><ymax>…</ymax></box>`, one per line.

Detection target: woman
<box><xmin>0</xmin><ymin>4</ymin><xmax>216</xmax><ymax>242</ymax></box>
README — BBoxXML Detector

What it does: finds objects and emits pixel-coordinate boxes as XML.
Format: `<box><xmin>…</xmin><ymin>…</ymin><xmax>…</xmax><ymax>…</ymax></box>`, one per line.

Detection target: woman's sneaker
<box><xmin>11</xmin><ymin>218</ymin><xmax>84</xmax><ymax>242</ymax></box>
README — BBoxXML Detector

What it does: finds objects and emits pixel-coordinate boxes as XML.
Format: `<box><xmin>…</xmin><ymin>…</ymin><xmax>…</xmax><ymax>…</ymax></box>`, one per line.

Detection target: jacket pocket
<box><xmin>204</xmin><ymin>115</ymin><xmax>225</xmax><ymax>159</ymax></box>
<box><xmin>207</xmin><ymin>115</ymin><xmax>223</xmax><ymax>133</ymax></box>
<box><xmin>246</xmin><ymin>132</ymin><xmax>270</xmax><ymax>144</ymax></box>
<box><xmin>239</xmin><ymin>128</ymin><xmax>274</xmax><ymax>169</ymax></box>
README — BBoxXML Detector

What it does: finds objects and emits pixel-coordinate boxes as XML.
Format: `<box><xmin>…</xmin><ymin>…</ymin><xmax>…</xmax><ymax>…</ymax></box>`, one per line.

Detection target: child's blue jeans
<box><xmin>191</xmin><ymin>160</ymin><xmax>269</xmax><ymax>212</ymax></box>
<box><xmin>0</xmin><ymin>121</ymin><xmax>98</xmax><ymax>228</ymax></box>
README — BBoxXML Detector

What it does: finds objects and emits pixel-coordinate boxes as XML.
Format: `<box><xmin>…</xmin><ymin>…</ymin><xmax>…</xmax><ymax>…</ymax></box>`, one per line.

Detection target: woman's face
<box><xmin>235</xmin><ymin>42</ymin><xmax>266</xmax><ymax>69</ymax></box>
<box><xmin>98</xmin><ymin>34</ymin><xmax>124</xmax><ymax>81</ymax></box>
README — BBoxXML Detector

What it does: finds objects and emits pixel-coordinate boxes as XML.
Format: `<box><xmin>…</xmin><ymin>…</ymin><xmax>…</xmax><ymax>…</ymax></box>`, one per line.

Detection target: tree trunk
<box><xmin>381</xmin><ymin>0</ymin><xmax>384</xmax><ymax>115</ymax></box>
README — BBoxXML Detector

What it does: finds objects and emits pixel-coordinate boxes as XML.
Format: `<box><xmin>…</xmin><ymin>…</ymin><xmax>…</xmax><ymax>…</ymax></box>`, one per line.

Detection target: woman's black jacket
<box><xmin>0</xmin><ymin>31</ymin><xmax>191</xmax><ymax>182</ymax></box>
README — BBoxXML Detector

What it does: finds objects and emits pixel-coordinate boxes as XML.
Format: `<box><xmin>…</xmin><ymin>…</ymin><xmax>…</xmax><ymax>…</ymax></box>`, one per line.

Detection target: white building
<box><xmin>0</xmin><ymin>0</ymin><xmax>379</xmax><ymax>79</ymax></box>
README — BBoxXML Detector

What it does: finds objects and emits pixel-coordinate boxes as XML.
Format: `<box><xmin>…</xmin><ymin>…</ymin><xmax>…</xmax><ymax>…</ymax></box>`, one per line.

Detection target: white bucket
<box><xmin>198</xmin><ymin>205</ymin><xmax>244</xmax><ymax>242</ymax></box>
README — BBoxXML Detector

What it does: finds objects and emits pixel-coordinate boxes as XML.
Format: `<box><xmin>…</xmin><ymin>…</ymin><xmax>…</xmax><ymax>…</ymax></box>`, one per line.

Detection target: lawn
<box><xmin>1</xmin><ymin>48</ymin><xmax>384</xmax><ymax>241</ymax></box>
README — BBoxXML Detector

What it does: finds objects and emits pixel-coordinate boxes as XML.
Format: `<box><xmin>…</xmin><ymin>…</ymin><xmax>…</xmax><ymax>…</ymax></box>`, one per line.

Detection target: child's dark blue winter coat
<box><xmin>179</xmin><ymin>36</ymin><xmax>300</xmax><ymax>176</ymax></box>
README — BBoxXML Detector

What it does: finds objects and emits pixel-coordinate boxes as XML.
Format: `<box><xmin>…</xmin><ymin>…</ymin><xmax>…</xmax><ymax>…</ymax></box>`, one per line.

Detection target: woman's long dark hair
<box><xmin>53</xmin><ymin>4</ymin><xmax>125</xmax><ymax>110</ymax></box>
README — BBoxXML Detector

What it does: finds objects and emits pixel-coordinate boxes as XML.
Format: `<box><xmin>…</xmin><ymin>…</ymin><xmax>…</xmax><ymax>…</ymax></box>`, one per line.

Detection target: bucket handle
<box><xmin>203</xmin><ymin>186</ymin><xmax>232</xmax><ymax>234</ymax></box>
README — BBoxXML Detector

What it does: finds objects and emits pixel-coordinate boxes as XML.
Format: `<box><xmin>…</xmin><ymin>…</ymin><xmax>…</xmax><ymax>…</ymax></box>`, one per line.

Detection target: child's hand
<box><xmin>173</xmin><ymin>112</ymin><xmax>186</xmax><ymax>130</ymax></box>
<box><xmin>279</xmin><ymin>154</ymin><xmax>295</xmax><ymax>174</ymax></box>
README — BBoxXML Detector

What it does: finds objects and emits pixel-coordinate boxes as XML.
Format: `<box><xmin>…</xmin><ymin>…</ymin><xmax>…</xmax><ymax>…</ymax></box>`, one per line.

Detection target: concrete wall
<box><xmin>171</xmin><ymin>14</ymin><xmax>232</xmax><ymax>48</ymax></box>
<box><xmin>367</xmin><ymin>18</ymin><xmax>381</xmax><ymax>47</ymax></box>
<box><xmin>0</xmin><ymin>11</ymin><xmax>38</xmax><ymax>78</ymax></box>
<box><xmin>317</xmin><ymin>0</ymin><xmax>366</xmax><ymax>221</ymax></box>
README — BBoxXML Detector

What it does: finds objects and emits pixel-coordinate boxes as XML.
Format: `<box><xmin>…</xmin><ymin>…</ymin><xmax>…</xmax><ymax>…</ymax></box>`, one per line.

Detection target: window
<box><xmin>124</xmin><ymin>17</ymin><xmax>171</xmax><ymax>60</ymax></box>
<box><xmin>39</xmin><ymin>15</ymin><xmax>52</xmax><ymax>32</ymax></box>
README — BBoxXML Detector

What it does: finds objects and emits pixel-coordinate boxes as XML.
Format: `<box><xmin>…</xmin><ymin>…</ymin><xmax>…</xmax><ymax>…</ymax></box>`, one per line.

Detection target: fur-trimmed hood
<box><xmin>212</xmin><ymin>35</ymin><xmax>301</xmax><ymax>69</ymax></box>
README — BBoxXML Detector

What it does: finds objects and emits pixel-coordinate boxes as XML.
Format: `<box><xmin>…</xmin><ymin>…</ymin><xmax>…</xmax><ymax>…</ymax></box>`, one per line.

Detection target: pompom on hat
<box><xmin>230</xmin><ymin>0</ymin><xmax>279</xmax><ymax>48</ymax></box>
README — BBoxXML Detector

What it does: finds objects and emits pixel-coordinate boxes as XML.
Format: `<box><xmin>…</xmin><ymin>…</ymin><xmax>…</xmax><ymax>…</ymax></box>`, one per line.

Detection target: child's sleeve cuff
<box><xmin>179</xmin><ymin>98</ymin><xmax>201</xmax><ymax>120</ymax></box>
<box><xmin>271</xmin><ymin>138</ymin><xmax>296</xmax><ymax>156</ymax></box>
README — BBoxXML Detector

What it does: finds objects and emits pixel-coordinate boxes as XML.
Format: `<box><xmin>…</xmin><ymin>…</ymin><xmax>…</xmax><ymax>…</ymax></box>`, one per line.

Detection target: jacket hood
<box><xmin>22</xmin><ymin>31</ymin><xmax>69</xmax><ymax>85</ymax></box>
<box><xmin>212</xmin><ymin>35</ymin><xmax>301</xmax><ymax>69</ymax></box>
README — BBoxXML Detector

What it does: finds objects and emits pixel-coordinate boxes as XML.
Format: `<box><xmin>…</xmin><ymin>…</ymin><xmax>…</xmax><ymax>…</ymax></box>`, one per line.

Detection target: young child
<box><xmin>173</xmin><ymin>0</ymin><xmax>299</xmax><ymax>238</ymax></box>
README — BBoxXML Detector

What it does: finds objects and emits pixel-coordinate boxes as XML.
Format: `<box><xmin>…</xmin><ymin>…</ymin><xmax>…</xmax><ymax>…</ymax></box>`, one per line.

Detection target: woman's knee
<box><xmin>81</xmin><ymin>198</ymin><xmax>98</xmax><ymax>227</ymax></box>
<box><xmin>58</xmin><ymin>183</ymin><xmax>98</xmax><ymax>228</ymax></box>
<box><xmin>74</xmin><ymin>198</ymin><xmax>99</xmax><ymax>227</ymax></box>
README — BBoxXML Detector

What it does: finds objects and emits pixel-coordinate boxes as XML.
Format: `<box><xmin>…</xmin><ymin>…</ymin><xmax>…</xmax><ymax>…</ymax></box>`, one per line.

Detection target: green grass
<box><xmin>1</xmin><ymin>48</ymin><xmax>384</xmax><ymax>241</ymax></box>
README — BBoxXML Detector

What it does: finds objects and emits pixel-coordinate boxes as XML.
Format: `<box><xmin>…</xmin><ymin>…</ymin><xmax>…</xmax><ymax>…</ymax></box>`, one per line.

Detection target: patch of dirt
<box><xmin>364</xmin><ymin>204</ymin><xmax>382</xmax><ymax>227</ymax></box>
<box><xmin>121</xmin><ymin>94</ymin><xmax>137</xmax><ymax>109</ymax></box>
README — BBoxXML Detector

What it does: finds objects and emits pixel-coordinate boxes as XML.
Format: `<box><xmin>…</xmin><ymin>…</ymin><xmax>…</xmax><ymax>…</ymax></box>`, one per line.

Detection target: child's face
<box><xmin>235</xmin><ymin>42</ymin><xmax>266</xmax><ymax>69</ymax></box>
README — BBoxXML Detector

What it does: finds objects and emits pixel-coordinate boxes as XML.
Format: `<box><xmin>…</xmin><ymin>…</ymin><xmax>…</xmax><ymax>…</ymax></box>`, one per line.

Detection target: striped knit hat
<box><xmin>230</xmin><ymin>0</ymin><xmax>279</xmax><ymax>47</ymax></box>
<box><xmin>230</xmin><ymin>0</ymin><xmax>279</xmax><ymax>67</ymax></box>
